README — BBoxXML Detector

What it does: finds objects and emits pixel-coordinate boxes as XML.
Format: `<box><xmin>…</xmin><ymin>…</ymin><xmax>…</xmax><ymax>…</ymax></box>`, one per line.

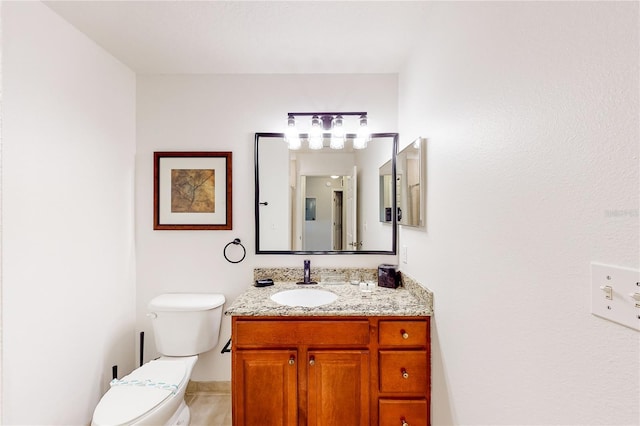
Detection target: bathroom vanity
<box><xmin>226</xmin><ymin>273</ymin><xmax>433</xmax><ymax>426</ymax></box>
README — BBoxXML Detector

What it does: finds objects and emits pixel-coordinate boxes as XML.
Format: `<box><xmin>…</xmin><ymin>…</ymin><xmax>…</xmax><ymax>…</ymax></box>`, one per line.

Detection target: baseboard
<box><xmin>186</xmin><ymin>380</ymin><xmax>231</xmax><ymax>395</ymax></box>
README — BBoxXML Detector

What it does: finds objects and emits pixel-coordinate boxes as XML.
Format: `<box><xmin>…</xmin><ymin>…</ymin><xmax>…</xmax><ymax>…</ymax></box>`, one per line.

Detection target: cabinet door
<box><xmin>307</xmin><ymin>350</ymin><xmax>370</xmax><ymax>426</ymax></box>
<box><xmin>233</xmin><ymin>350</ymin><xmax>298</xmax><ymax>426</ymax></box>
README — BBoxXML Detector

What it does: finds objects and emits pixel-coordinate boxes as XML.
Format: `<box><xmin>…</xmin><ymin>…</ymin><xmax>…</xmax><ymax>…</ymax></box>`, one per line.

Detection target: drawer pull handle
<box><xmin>401</xmin><ymin>330</ymin><xmax>409</xmax><ymax>339</ymax></box>
<box><xmin>401</xmin><ymin>368</ymin><xmax>409</xmax><ymax>379</ymax></box>
<box><xmin>401</xmin><ymin>418</ymin><xmax>409</xmax><ymax>426</ymax></box>
<box><xmin>309</xmin><ymin>356</ymin><xmax>315</xmax><ymax>366</ymax></box>
<box><xmin>289</xmin><ymin>356</ymin><xmax>295</xmax><ymax>366</ymax></box>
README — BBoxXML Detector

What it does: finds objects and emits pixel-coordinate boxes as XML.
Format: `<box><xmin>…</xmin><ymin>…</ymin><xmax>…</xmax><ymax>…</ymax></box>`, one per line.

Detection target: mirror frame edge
<box><xmin>254</xmin><ymin>132</ymin><xmax>398</xmax><ymax>255</ymax></box>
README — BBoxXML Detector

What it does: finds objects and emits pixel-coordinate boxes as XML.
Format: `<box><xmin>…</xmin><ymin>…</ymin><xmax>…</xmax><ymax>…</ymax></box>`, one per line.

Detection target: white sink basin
<box><xmin>270</xmin><ymin>289</ymin><xmax>338</xmax><ymax>308</ymax></box>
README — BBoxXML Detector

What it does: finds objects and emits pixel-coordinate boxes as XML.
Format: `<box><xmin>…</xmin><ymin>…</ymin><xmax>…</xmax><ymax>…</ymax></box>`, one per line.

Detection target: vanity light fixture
<box><xmin>284</xmin><ymin>112</ymin><xmax>369</xmax><ymax>150</ymax></box>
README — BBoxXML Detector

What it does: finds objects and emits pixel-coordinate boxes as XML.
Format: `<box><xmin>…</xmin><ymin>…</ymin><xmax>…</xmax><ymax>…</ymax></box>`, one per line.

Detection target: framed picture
<box><xmin>154</xmin><ymin>151</ymin><xmax>232</xmax><ymax>230</ymax></box>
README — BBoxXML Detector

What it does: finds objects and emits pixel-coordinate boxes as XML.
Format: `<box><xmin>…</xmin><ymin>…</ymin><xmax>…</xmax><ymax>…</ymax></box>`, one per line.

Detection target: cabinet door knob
<box><xmin>401</xmin><ymin>368</ymin><xmax>409</xmax><ymax>379</ymax></box>
<box><xmin>401</xmin><ymin>418</ymin><xmax>409</xmax><ymax>426</ymax></box>
<box><xmin>309</xmin><ymin>356</ymin><xmax>315</xmax><ymax>366</ymax></box>
<box><xmin>401</xmin><ymin>330</ymin><xmax>409</xmax><ymax>339</ymax></box>
<box><xmin>289</xmin><ymin>356</ymin><xmax>295</xmax><ymax>365</ymax></box>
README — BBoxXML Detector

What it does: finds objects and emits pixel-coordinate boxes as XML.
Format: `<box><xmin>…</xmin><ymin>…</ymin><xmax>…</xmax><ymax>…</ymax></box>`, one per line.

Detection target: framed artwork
<box><xmin>153</xmin><ymin>151</ymin><xmax>232</xmax><ymax>230</ymax></box>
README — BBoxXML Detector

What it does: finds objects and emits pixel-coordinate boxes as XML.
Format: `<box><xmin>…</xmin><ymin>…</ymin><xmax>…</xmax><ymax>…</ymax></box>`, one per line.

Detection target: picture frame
<box><xmin>153</xmin><ymin>151</ymin><xmax>232</xmax><ymax>230</ymax></box>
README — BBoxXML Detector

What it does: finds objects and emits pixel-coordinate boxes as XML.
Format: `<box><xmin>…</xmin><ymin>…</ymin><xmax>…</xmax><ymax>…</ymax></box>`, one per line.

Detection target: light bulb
<box><xmin>288</xmin><ymin>135</ymin><xmax>301</xmax><ymax>150</ymax></box>
<box><xmin>354</xmin><ymin>114</ymin><xmax>370</xmax><ymax>149</ymax></box>
<box><xmin>330</xmin><ymin>136</ymin><xmax>344</xmax><ymax>149</ymax></box>
<box><xmin>284</xmin><ymin>115</ymin><xmax>300</xmax><ymax>150</ymax></box>
<box><xmin>353</xmin><ymin>136</ymin><xmax>366</xmax><ymax>150</ymax></box>
<box><xmin>330</xmin><ymin>115</ymin><xmax>345</xmax><ymax>149</ymax></box>
<box><xmin>332</xmin><ymin>115</ymin><xmax>344</xmax><ymax>138</ymax></box>
<box><xmin>309</xmin><ymin>115</ymin><xmax>323</xmax><ymax>150</ymax></box>
<box><xmin>309</xmin><ymin>135</ymin><xmax>323</xmax><ymax>150</ymax></box>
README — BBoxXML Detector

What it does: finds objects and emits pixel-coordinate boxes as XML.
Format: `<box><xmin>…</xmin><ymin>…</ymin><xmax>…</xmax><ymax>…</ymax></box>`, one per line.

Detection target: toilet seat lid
<box><xmin>93</xmin><ymin>359</ymin><xmax>187</xmax><ymax>426</ymax></box>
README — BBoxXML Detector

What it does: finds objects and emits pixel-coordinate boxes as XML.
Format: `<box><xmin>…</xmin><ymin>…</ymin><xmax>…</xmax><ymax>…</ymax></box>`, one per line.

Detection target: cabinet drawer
<box><xmin>235</xmin><ymin>320</ymin><xmax>370</xmax><ymax>347</ymax></box>
<box><xmin>379</xmin><ymin>320</ymin><xmax>427</xmax><ymax>347</ymax></box>
<box><xmin>379</xmin><ymin>350</ymin><xmax>428</xmax><ymax>394</ymax></box>
<box><xmin>379</xmin><ymin>399</ymin><xmax>428</xmax><ymax>426</ymax></box>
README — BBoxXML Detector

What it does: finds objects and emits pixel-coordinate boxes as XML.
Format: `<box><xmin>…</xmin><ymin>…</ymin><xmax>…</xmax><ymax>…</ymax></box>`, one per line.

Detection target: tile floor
<box><xmin>185</xmin><ymin>382</ymin><xmax>232</xmax><ymax>426</ymax></box>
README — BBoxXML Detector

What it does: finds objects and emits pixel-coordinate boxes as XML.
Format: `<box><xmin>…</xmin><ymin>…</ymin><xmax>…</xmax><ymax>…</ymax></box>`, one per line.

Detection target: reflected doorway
<box><xmin>332</xmin><ymin>190</ymin><xmax>344</xmax><ymax>250</ymax></box>
<box><xmin>300</xmin><ymin>175</ymin><xmax>354</xmax><ymax>251</ymax></box>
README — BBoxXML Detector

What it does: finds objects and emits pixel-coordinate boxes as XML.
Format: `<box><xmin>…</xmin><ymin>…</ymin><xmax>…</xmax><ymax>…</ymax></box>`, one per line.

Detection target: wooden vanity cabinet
<box><xmin>376</xmin><ymin>320</ymin><xmax>431</xmax><ymax>426</ymax></box>
<box><xmin>231</xmin><ymin>316</ymin><xmax>430</xmax><ymax>426</ymax></box>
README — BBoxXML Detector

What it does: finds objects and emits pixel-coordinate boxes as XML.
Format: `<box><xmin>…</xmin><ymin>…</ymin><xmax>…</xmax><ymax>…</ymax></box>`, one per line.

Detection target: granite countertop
<box><xmin>225</xmin><ymin>281</ymin><xmax>433</xmax><ymax>317</ymax></box>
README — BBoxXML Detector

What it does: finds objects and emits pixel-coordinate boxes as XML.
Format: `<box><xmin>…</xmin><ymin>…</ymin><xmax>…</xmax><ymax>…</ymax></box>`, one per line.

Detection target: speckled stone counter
<box><xmin>225</xmin><ymin>268</ymin><xmax>433</xmax><ymax>317</ymax></box>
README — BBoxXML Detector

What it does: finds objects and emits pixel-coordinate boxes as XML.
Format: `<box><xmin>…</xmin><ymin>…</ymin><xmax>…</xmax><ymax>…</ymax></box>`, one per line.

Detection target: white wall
<box><xmin>136</xmin><ymin>74</ymin><xmax>398</xmax><ymax>380</ymax></box>
<box><xmin>398</xmin><ymin>2</ymin><xmax>639</xmax><ymax>425</ymax></box>
<box><xmin>1</xmin><ymin>2</ymin><xmax>136</xmax><ymax>424</ymax></box>
<box><xmin>0</xmin><ymin>1</ymin><xmax>4</xmax><ymax>421</ymax></box>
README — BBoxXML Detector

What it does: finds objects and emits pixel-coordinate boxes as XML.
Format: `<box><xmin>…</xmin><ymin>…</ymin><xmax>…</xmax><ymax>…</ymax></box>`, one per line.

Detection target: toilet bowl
<box><xmin>92</xmin><ymin>293</ymin><xmax>225</xmax><ymax>426</ymax></box>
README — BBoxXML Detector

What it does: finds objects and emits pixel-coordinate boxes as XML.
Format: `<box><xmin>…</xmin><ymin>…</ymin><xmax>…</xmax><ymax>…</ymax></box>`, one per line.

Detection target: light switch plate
<box><xmin>591</xmin><ymin>262</ymin><xmax>640</xmax><ymax>331</ymax></box>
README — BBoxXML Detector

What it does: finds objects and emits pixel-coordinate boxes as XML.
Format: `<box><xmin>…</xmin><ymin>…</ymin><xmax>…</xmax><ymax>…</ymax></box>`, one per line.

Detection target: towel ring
<box><xmin>224</xmin><ymin>238</ymin><xmax>246</xmax><ymax>264</ymax></box>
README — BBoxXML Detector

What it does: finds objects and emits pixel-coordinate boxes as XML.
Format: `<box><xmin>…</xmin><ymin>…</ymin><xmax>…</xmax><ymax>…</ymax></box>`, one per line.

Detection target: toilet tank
<box><xmin>148</xmin><ymin>293</ymin><xmax>226</xmax><ymax>356</ymax></box>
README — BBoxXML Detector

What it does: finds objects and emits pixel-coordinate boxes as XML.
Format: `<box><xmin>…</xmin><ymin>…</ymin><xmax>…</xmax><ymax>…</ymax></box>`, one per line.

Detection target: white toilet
<box><xmin>92</xmin><ymin>293</ymin><xmax>226</xmax><ymax>426</ymax></box>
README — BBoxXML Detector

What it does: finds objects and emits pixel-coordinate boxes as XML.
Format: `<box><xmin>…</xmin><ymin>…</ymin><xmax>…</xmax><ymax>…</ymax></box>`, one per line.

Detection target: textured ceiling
<box><xmin>45</xmin><ymin>1</ymin><xmax>431</xmax><ymax>74</ymax></box>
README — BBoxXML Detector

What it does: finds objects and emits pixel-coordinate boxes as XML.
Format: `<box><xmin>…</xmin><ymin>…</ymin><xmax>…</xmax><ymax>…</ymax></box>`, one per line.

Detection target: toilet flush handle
<box><xmin>147</xmin><ymin>312</ymin><xmax>157</xmax><ymax>319</ymax></box>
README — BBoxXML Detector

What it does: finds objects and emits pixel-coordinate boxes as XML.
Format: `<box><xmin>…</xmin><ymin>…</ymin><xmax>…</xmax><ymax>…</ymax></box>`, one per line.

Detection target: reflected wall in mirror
<box><xmin>255</xmin><ymin>132</ymin><xmax>398</xmax><ymax>254</ymax></box>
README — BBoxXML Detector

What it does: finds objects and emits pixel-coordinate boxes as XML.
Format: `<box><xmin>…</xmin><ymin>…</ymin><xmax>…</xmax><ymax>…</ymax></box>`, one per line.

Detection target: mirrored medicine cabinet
<box><xmin>379</xmin><ymin>137</ymin><xmax>426</xmax><ymax>228</ymax></box>
<box><xmin>255</xmin><ymin>132</ymin><xmax>398</xmax><ymax>255</ymax></box>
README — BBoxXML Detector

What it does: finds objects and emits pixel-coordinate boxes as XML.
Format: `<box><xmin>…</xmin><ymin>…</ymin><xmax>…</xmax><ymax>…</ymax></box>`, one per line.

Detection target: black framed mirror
<box><xmin>255</xmin><ymin>132</ymin><xmax>398</xmax><ymax>254</ymax></box>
